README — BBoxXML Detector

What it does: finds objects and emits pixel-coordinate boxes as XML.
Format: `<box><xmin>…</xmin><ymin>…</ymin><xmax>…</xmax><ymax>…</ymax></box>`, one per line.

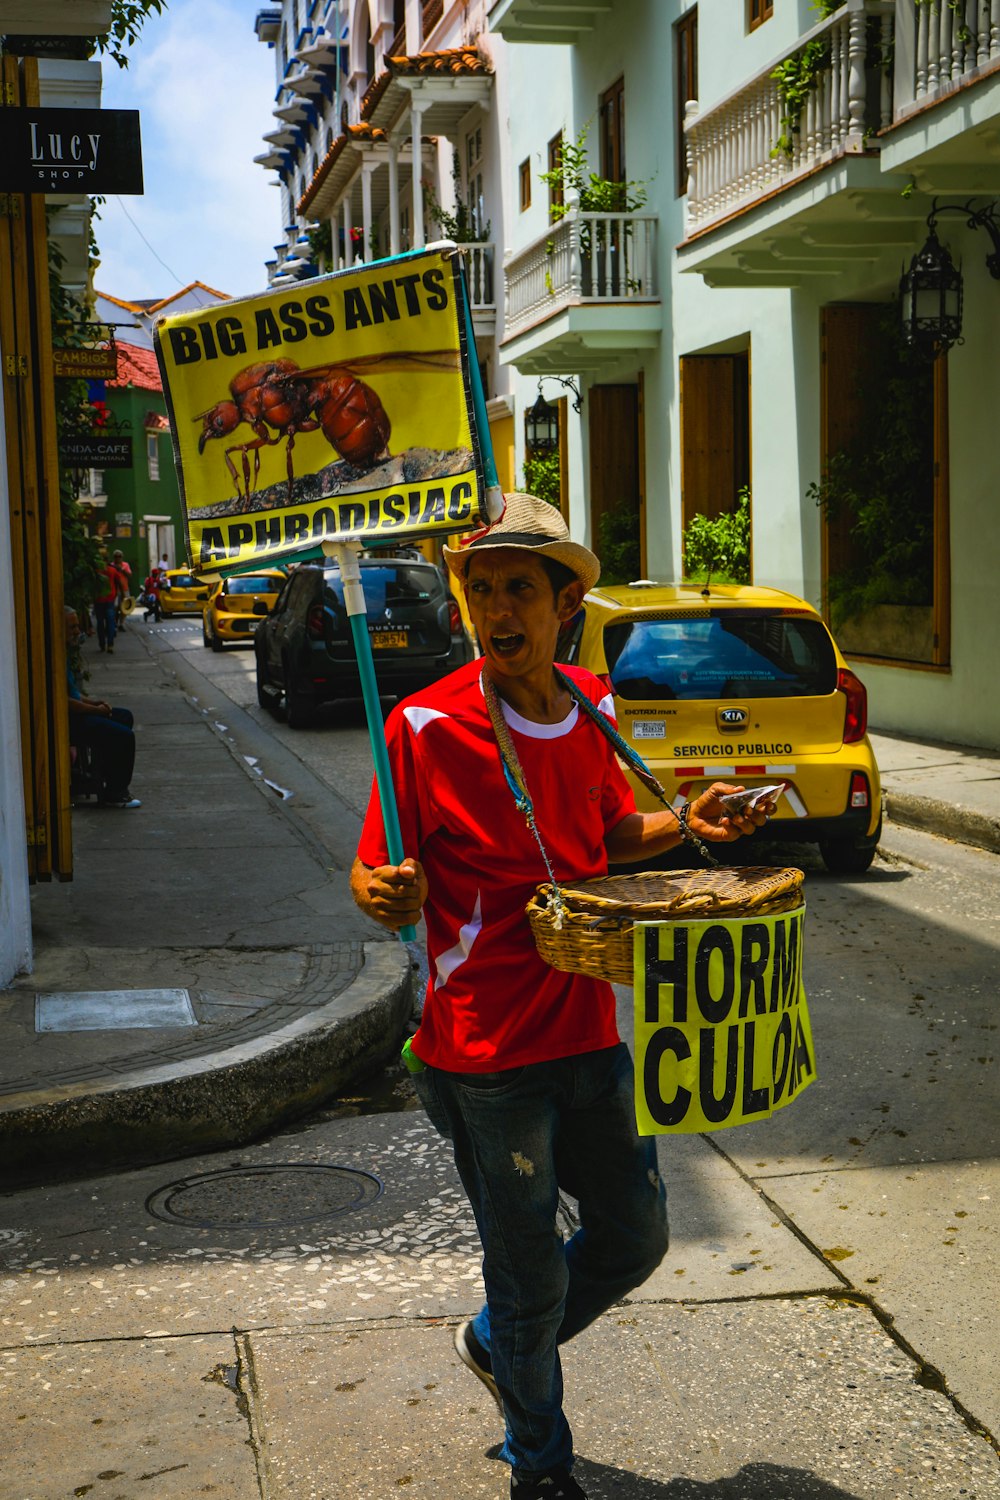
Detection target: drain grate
<box><xmin>145</xmin><ymin>1164</ymin><xmax>384</xmax><ymax>1229</ymax></box>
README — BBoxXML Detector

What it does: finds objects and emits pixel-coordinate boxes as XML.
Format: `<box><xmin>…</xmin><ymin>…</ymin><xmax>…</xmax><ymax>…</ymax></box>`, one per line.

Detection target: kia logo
<box><xmin>718</xmin><ymin>707</ymin><xmax>749</xmax><ymax>728</ymax></box>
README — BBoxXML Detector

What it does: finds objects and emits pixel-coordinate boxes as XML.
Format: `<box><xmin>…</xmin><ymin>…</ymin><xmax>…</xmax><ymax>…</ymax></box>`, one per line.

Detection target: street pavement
<box><xmin>1</xmin><ymin>620</ymin><xmax>998</xmax><ymax>1498</ymax></box>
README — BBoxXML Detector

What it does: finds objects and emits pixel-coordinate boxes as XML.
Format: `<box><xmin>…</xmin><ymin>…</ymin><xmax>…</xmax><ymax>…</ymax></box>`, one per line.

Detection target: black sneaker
<box><xmin>510</xmin><ymin>1467</ymin><xmax>588</xmax><ymax>1499</ymax></box>
<box><xmin>453</xmin><ymin>1321</ymin><xmax>503</xmax><ymax>1414</ymax></box>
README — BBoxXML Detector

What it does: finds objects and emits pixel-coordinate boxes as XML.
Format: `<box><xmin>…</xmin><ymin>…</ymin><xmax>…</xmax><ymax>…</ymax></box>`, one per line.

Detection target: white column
<box><xmin>343</xmin><ymin>194</ymin><xmax>354</xmax><ymax>268</ymax></box>
<box><xmin>845</xmin><ymin>0</ymin><xmax>868</xmax><ymax>153</ymax></box>
<box><xmin>361</xmin><ymin>160</ymin><xmax>374</xmax><ymax>261</ymax></box>
<box><xmin>388</xmin><ymin>140</ymin><xmax>400</xmax><ymax>255</ymax></box>
<box><xmin>328</xmin><ymin>212</ymin><xmax>340</xmax><ymax>270</ymax></box>
<box><xmin>410</xmin><ymin>100</ymin><xmax>425</xmax><ymax>248</ymax></box>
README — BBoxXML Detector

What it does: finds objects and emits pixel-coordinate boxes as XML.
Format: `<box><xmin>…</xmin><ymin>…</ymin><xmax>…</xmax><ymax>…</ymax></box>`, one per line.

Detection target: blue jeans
<box><xmin>416</xmin><ymin>1043</ymin><xmax>668</xmax><ymax>1476</ymax></box>
<box><xmin>94</xmin><ymin>600</ymin><xmax>117</xmax><ymax>649</ymax></box>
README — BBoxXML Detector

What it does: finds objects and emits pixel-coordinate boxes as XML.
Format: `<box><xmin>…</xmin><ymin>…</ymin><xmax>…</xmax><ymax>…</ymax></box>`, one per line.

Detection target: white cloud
<box><xmin>96</xmin><ymin>0</ymin><xmax>283</xmax><ymax>300</ymax></box>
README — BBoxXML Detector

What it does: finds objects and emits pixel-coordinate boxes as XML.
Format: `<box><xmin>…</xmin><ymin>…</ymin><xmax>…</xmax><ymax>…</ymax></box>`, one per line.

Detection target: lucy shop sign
<box><xmin>0</xmin><ymin>108</ymin><xmax>143</xmax><ymax>194</ymax></box>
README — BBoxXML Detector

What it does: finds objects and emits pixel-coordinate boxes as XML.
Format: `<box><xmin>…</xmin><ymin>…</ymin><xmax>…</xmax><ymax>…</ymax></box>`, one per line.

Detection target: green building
<box><xmin>77</xmin><ymin>340</ymin><xmax>184</xmax><ymax>582</ymax></box>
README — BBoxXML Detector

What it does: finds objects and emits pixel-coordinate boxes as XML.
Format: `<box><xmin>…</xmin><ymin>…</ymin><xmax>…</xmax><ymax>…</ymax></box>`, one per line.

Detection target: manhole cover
<box><xmin>145</xmin><ymin>1164</ymin><xmax>383</xmax><ymax>1229</ymax></box>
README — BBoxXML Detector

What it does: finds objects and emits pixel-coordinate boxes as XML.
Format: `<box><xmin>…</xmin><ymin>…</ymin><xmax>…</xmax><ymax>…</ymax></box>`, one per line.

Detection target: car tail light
<box><xmin>837</xmin><ymin>667</ymin><xmax>867</xmax><ymax>743</ymax></box>
<box><xmin>850</xmin><ymin>772</ymin><xmax>870</xmax><ymax>809</ymax></box>
<box><xmin>447</xmin><ymin>598</ymin><xmax>462</xmax><ymax>634</ymax></box>
<box><xmin>306</xmin><ymin>604</ymin><xmax>325</xmax><ymax>640</ymax></box>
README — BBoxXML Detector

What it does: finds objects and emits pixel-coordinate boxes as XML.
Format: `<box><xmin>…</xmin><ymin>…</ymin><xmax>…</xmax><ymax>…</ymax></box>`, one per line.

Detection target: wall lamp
<box><xmin>523</xmin><ymin>377</ymin><xmax>582</xmax><ymax>453</ymax></box>
<box><xmin>900</xmin><ymin>198</ymin><xmax>1000</xmax><ymax>356</ymax></box>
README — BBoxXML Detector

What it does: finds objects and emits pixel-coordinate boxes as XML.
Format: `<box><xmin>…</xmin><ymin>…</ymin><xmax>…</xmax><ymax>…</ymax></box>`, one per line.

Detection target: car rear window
<box><xmin>169</xmin><ymin>574</ymin><xmax>197</xmax><ymax>588</ymax></box>
<box><xmin>322</xmin><ymin>565</ymin><xmax>444</xmax><ymax>617</ymax></box>
<box><xmin>604</xmin><ymin>611</ymin><xmax>837</xmax><ymax>700</ymax></box>
<box><xmin>228</xmin><ymin>576</ymin><xmax>277</xmax><ymax>594</ymax></box>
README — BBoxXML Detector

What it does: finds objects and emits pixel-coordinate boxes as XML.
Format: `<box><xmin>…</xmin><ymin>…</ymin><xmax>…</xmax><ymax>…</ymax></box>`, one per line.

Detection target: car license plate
<box><xmin>633</xmin><ymin>719</ymin><xmax>666</xmax><ymax>739</ymax></box>
<box><xmin>371</xmin><ymin>630</ymin><xmax>407</xmax><ymax>648</ymax></box>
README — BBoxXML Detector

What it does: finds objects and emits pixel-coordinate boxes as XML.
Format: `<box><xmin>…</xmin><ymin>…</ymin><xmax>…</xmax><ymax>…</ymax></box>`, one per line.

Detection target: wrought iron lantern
<box><xmin>524</xmin><ymin>388</ymin><xmax>560</xmax><ymax>452</ymax></box>
<box><xmin>899</xmin><ymin>227</ymin><xmax>963</xmax><ymax>355</ymax></box>
<box><xmin>901</xmin><ymin>198</ymin><xmax>1000</xmax><ymax>356</ymax></box>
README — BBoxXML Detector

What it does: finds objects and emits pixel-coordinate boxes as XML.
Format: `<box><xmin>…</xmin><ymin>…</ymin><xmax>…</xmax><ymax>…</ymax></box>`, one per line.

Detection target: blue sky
<box><xmin>95</xmin><ymin>0</ymin><xmax>283</xmax><ymax>303</ymax></box>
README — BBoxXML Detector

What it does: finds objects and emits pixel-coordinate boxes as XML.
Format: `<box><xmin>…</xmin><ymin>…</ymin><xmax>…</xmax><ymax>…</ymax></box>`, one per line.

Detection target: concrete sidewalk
<box><xmin>0</xmin><ymin>621</ymin><xmax>413</xmax><ymax>1183</ymax></box>
<box><xmin>1</xmin><ymin>615</ymin><xmax>998</xmax><ymax>1187</ymax></box>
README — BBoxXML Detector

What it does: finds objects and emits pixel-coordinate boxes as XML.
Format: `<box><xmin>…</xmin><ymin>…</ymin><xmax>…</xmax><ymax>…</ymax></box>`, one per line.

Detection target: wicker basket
<box><xmin>526</xmin><ymin>867</ymin><xmax>805</xmax><ymax>984</ymax></box>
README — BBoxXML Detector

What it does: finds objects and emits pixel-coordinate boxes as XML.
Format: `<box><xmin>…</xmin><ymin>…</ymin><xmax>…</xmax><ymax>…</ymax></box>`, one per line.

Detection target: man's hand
<box><xmin>687</xmin><ymin>782</ymin><xmax>777</xmax><ymax>844</ymax></box>
<box><xmin>606</xmin><ymin>782</ymin><xmax>777</xmax><ymax>863</ymax></box>
<box><xmin>350</xmin><ymin>856</ymin><xmax>428</xmax><ymax>932</ymax></box>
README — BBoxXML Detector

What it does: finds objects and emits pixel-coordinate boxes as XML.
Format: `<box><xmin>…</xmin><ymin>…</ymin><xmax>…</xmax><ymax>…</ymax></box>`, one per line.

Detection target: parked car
<box><xmin>202</xmin><ymin>570</ymin><xmax>286</xmax><ymax>651</ymax></box>
<box><xmin>254</xmin><ymin>557</ymin><xmax>473</xmax><ymax>726</ymax></box>
<box><xmin>557</xmin><ymin>581</ymin><xmax>883</xmax><ymax>874</ymax></box>
<box><xmin>159</xmin><ymin>568</ymin><xmax>211</xmax><ymax>617</ymax></box>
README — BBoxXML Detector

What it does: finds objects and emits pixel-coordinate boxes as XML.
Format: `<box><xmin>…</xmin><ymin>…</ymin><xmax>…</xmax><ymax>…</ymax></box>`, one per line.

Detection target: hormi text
<box><xmin>197</xmin><ymin>481</ymin><xmax>476</xmax><ymax>563</ymax></box>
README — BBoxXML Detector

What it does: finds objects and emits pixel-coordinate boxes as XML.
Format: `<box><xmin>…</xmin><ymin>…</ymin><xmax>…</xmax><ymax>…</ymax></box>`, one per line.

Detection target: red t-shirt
<box><xmin>357</xmin><ymin>660</ymin><xmax>635</xmax><ymax>1072</ymax></box>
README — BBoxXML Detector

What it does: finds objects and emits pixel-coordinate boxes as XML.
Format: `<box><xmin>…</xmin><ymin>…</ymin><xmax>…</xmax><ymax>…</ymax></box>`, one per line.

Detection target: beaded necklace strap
<box><xmin>482</xmin><ymin>668</ymin><xmax>721</xmax><ymax>914</ymax></box>
<box><xmin>481</xmin><ymin>671</ymin><xmax>568</xmax><ymax>928</ymax></box>
<box><xmin>554</xmin><ymin>670</ymin><xmax>721</xmax><ymax>868</ymax></box>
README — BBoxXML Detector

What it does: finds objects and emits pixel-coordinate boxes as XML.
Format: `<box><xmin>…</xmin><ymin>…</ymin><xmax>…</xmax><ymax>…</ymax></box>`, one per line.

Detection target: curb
<box><xmin>0</xmin><ymin>941</ymin><xmax>413</xmax><ymax>1188</ymax></box>
<box><xmin>885</xmin><ymin>791</ymin><xmax>1000</xmax><ymax>858</ymax></box>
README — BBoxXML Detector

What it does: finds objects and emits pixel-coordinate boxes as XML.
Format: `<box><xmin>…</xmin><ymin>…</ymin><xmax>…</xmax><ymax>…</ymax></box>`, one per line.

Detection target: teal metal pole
<box><xmin>330</xmin><ymin>541</ymin><xmax>417</xmax><ymax>944</ymax></box>
<box><xmin>457</xmin><ymin>256</ymin><xmax>506</xmax><ymax>520</ymax></box>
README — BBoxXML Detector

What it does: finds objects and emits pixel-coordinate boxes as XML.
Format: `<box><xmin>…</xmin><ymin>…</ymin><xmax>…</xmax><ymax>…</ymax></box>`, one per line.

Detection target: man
<box><xmin>351</xmin><ymin>494</ymin><xmax>771</xmax><ymax>1499</ymax></box>
<box><xmin>112</xmin><ymin>550</ymin><xmax>133</xmax><ymax>630</ymax></box>
<box><xmin>93</xmin><ymin>551</ymin><xmax>126</xmax><ymax>654</ymax></box>
<box><xmin>65</xmin><ymin>607</ymin><xmax>141</xmax><ymax>809</ymax></box>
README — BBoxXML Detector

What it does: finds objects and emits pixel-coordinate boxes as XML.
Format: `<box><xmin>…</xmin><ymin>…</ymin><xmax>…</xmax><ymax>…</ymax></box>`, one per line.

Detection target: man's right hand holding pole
<box><xmin>350</xmin><ymin>856</ymin><xmax>428</xmax><ymax>932</ymax></box>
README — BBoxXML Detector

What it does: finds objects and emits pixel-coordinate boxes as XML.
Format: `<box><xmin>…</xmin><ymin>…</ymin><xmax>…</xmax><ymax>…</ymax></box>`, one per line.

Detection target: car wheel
<box><xmin>210</xmin><ymin>628</ymin><xmax>223</xmax><ymax>653</ymax></box>
<box><xmin>256</xmin><ymin>657</ymin><xmax>278</xmax><ymax>715</ymax></box>
<box><xmin>283</xmin><ymin>662</ymin><xmax>315</xmax><ymax>729</ymax></box>
<box><xmin>819</xmin><ymin>838</ymin><xmax>877</xmax><ymax>875</ymax></box>
<box><xmin>202</xmin><ymin>621</ymin><xmax>211</xmax><ymax>647</ymax></box>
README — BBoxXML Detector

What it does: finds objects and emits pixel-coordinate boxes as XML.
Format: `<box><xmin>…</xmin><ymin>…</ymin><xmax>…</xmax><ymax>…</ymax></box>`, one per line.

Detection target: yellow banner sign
<box><xmin>154</xmin><ymin>248</ymin><xmax>486</xmax><ymax>572</ymax></box>
<box><xmin>633</xmin><ymin>908</ymin><xmax>816</xmax><ymax>1135</ymax></box>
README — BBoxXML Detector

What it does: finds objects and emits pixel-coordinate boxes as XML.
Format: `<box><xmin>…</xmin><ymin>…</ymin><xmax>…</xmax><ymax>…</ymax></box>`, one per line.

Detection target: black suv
<box><xmin>255</xmin><ymin>557</ymin><xmax>473</xmax><ymax>726</ymax></box>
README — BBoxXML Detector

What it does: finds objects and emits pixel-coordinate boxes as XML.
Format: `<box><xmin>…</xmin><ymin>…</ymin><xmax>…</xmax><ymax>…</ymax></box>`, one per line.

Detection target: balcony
<box><xmin>488</xmin><ymin>0</ymin><xmax>612</xmax><ymax>46</ymax></box>
<box><xmin>675</xmin><ymin>1</ymin><xmax>936</xmax><ymax>290</ymax></box>
<box><xmin>501</xmin><ymin>210</ymin><xmax>661</xmax><ymax>374</ymax></box>
<box><xmin>457</xmin><ymin>242</ymin><xmax>497</xmax><ymax>340</ymax></box>
<box><xmin>880</xmin><ymin>1</ymin><xmax>1000</xmax><ymax>192</ymax></box>
<box><xmin>685</xmin><ymin>1</ymin><xmax>894</xmax><ymax>237</ymax></box>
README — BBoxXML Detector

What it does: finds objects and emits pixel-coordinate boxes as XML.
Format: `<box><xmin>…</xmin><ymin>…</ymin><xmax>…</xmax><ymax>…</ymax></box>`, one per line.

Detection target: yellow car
<box><xmin>158</xmin><ymin>568</ymin><xmax>212</xmax><ymax>616</ymax></box>
<box><xmin>558</xmin><ymin>581</ymin><xmax>883</xmax><ymax>874</ymax></box>
<box><xmin>202</xmin><ymin>570</ymin><xmax>286</xmax><ymax>651</ymax></box>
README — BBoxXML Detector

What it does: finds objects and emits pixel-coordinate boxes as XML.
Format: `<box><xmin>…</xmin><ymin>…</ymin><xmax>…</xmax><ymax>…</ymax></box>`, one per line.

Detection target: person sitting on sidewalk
<box><xmin>65</xmin><ymin>607</ymin><xmax>141</xmax><ymax>809</ymax></box>
<box><xmin>350</xmin><ymin>493</ymin><xmax>773</xmax><ymax>1500</ymax></box>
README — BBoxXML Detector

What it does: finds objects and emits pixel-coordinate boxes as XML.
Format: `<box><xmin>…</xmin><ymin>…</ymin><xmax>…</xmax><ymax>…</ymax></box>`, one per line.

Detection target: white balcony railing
<box><xmin>906</xmin><ymin>0</ymin><xmax>1000</xmax><ymax>111</ymax></box>
<box><xmin>505</xmin><ymin>210</ymin><xmax>658</xmax><ymax>332</ymax></box>
<box><xmin>685</xmin><ymin>1</ymin><xmax>894</xmax><ymax>232</ymax></box>
<box><xmin>456</xmin><ymin>242</ymin><xmax>495</xmax><ymax>311</ymax></box>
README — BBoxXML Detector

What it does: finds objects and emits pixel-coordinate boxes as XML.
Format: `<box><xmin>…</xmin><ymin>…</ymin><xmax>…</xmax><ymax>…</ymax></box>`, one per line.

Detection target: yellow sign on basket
<box><xmin>633</xmin><ymin>908</ymin><xmax>816</xmax><ymax>1135</ymax></box>
<box><xmin>154</xmin><ymin>247</ymin><xmax>486</xmax><ymax>573</ymax></box>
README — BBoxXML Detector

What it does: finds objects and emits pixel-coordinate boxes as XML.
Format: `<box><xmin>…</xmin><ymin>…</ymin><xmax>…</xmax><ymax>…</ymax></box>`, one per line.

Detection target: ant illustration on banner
<box><xmin>195</xmin><ymin>350</ymin><xmax>460</xmax><ymax>508</ymax></box>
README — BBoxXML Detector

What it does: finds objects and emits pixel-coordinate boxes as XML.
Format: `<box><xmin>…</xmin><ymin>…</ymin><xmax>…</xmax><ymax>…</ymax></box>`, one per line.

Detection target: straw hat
<box><xmin>443</xmin><ymin>492</ymin><xmax>601</xmax><ymax>593</ymax></box>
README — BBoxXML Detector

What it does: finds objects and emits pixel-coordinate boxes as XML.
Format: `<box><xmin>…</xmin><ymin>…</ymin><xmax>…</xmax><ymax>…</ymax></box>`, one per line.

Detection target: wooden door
<box><xmin>679</xmin><ymin>353</ymin><xmax>750</xmax><ymax>531</ymax></box>
<box><xmin>589</xmin><ymin>383</ymin><xmax>641</xmax><ymax>580</ymax></box>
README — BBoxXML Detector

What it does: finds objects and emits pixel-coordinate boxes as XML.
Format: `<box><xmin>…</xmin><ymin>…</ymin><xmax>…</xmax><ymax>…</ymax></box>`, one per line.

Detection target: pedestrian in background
<box><xmin>140</xmin><ymin>570</ymin><xmax>163</xmax><ymax>622</ymax></box>
<box><xmin>351</xmin><ymin>494</ymin><xmax>772</xmax><ymax>1499</ymax></box>
<box><xmin>93</xmin><ymin>552</ymin><xmax>126</xmax><ymax>654</ymax></box>
<box><xmin>112</xmin><ymin>550</ymin><xmax>133</xmax><ymax>630</ymax></box>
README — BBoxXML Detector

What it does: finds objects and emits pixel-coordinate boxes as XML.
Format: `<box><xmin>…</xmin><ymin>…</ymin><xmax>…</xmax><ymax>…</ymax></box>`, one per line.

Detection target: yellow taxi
<box><xmin>158</xmin><ymin>568</ymin><xmax>212</xmax><ymax>617</ymax></box>
<box><xmin>202</xmin><ymin>570</ymin><xmax>286</xmax><ymax>650</ymax></box>
<box><xmin>558</xmin><ymin>581</ymin><xmax>883</xmax><ymax>873</ymax></box>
